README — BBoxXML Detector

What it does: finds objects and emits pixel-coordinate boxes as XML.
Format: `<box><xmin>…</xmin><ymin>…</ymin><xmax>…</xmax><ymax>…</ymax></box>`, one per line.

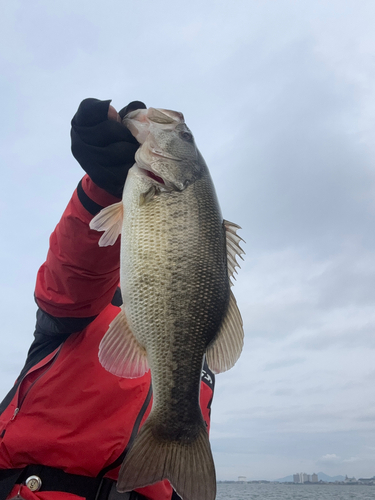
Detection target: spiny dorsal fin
<box><xmin>224</xmin><ymin>219</ymin><xmax>245</xmax><ymax>285</ymax></box>
<box><xmin>89</xmin><ymin>202</ymin><xmax>123</xmax><ymax>247</ymax></box>
<box><xmin>206</xmin><ymin>290</ymin><xmax>244</xmax><ymax>374</ymax></box>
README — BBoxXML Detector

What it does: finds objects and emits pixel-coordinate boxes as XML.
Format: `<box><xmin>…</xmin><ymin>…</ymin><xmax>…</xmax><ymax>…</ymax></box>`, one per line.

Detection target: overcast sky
<box><xmin>1</xmin><ymin>0</ymin><xmax>375</xmax><ymax>482</ymax></box>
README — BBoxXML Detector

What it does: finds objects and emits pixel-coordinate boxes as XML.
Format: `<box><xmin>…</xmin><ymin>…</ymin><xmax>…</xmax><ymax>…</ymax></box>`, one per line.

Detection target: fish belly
<box><xmin>117</xmin><ymin>173</ymin><xmax>227</xmax><ymax>500</ymax></box>
<box><xmin>125</xmin><ymin>177</ymin><xmax>227</xmax><ymax>374</ymax></box>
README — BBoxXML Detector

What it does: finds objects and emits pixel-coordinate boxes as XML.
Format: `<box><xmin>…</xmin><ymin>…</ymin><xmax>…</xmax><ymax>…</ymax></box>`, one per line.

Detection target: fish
<box><xmin>89</xmin><ymin>107</ymin><xmax>244</xmax><ymax>500</ymax></box>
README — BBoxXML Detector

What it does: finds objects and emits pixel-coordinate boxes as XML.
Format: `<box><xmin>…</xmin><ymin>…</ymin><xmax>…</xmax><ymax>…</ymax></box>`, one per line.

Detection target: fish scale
<box><xmin>90</xmin><ymin>107</ymin><xmax>244</xmax><ymax>500</ymax></box>
<box><xmin>121</xmin><ymin>174</ymin><xmax>227</xmax><ymax>430</ymax></box>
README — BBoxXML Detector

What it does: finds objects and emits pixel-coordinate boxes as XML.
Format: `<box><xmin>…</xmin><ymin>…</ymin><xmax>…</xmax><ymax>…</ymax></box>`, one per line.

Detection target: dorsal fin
<box><xmin>224</xmin><ymin>220</ymin><xmax>245</xmax><ymax>285</ymax></box>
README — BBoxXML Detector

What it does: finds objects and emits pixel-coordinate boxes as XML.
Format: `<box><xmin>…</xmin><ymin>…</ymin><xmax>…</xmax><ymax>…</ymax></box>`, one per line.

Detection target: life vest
<box><xmin>0</xmin><ymin>176</ymin><xmax>215</xmax><ymax>500</ymax></box>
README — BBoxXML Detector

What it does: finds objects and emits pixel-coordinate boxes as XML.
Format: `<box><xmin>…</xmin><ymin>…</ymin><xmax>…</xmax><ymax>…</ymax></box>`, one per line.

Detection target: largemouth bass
<box><xmin>90</xmin><ymin>108</ymin><xmax>244</xmax><ymax>500</ymax></box>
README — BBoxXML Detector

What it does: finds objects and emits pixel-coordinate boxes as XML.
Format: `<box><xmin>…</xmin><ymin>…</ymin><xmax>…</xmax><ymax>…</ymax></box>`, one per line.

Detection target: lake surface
<box><xmin>216</xmin><ymin>483</ymin><xmax>375</xmax><ymax>500</ymax></box>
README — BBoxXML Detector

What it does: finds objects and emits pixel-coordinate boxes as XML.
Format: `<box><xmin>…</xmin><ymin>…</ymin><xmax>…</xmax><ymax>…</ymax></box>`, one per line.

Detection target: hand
<box><xmin>71</xmin><ymin>98</ymin><xmax>146</xmax><ymax>198</ymax></box>
<box><xmin>107</xmin><ymin>104</ymin><xmax>121</xmax><ymax>123</ymax></box>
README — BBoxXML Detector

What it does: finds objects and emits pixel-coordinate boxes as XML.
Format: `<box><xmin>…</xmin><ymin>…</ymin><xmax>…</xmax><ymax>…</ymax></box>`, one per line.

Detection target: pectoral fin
<box><xmin>89</xmin><ymin>202</ymin><xmax>123</xmax><ymax>247</ymax></box>
<box><xmin>99</xmin><ymin>309</ymin><xmax>149</xmax><ymax>378</ymax></box>
<box><xmin>224</xmin><ymin>219</ymin><xmax>245</xmax><ymax>285</ymax></box>
<box><xmin>206</xmin><ymin>290</ymin><xmax>244</xmax><ymax>374</ymax></box>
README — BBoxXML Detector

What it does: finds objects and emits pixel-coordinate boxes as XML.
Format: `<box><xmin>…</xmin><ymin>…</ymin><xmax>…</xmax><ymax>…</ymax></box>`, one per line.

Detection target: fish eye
<box><xmin>179</xmin><ymin>131</ymin><xmax>194</xmax><ymax>142</ymax></box>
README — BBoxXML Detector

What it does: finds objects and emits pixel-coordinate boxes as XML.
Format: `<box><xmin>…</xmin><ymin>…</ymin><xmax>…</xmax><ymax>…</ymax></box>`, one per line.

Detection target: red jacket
<box><xmin>0</xmin><ymin>176</ymin><xmax>215</xmax><ymax>500</ymax></box>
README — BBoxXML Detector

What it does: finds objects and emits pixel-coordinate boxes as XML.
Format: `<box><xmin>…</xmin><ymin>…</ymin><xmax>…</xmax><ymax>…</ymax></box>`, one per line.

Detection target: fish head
<box><xmin>123</xmin><ymin>107</ymin><xmax>204</xmax><ymax>191</ymax></box>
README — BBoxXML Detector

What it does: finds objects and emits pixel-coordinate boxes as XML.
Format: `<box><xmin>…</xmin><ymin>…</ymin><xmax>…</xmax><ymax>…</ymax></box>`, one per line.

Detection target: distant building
<box><xmin>344</xmin><ymin>475</ymin><xmax>357</xmax><ymax>483</ymax></box>
<box><xmin>293</xmin><ymin>472</ymin><xmax>313</xmax><ymax>483</ymax></box>
<box><xmin>358</xmin><ymin>476</ymin><xmax>375</xmax><ymax>485</ymax></box>
<box><xmin>237</xmin><ymin>476</ymin><xmax>247</xmax><ymax>483</ymax></box>
<box><xmin>311</xmin><ymin>473</ymin><xmax>318</xmax><ymax>483</ymax></box>
<box><xmin>294</xmin><ymin>473</ymin><xmax>305</xmax><ymax>483</ymax></box>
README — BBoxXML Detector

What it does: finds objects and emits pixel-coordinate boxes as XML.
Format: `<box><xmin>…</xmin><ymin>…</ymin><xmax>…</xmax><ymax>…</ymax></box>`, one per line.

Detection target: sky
<box><xmin>1</xmin><ymin>0</ymin><xmax>375</xmax><ymax>482</ymax></box>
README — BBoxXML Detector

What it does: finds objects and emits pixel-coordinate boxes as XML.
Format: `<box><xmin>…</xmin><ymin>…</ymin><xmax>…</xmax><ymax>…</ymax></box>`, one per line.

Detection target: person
<box><xmin>0</xmin><ymin>99</ymin><xmax>215</xmax><ymax>500</ymax></box>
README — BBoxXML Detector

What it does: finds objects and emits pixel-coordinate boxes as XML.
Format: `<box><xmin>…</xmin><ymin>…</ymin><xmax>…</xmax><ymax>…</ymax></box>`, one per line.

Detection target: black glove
<box><xmin>71</xmin><ymin>98</ymin><xmax>146</xmax><ymax>198</ymax></box>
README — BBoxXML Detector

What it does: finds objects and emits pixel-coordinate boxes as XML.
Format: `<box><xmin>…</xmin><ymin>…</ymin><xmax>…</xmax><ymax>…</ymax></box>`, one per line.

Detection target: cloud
<box><xmin>342</xmin><ymin>457</ymin><xmax>360</xmax><ymax>464</ymax></box>
<box><xmin>211</xmin><ymin>430</ymin><xmax>375</xmax><ymax>480</ymax></box>
<box><xmin>235</xmin><ymin>246</ymin><xmax>375</xmax><ymax>354</ymax></box>
<box><xmin>1</xmin><ymin>0</ymin><xmax>375</xmax><ymax>483</ymax></box>
<box><xmin>263</xmin><ymin>357</ymin><xmax>305</xmax><ymax>371</ymax></box>
<box><xmin>318</xmin><ymin>454</ymin><xmax>340</xmax><ymax>463</ymax></box>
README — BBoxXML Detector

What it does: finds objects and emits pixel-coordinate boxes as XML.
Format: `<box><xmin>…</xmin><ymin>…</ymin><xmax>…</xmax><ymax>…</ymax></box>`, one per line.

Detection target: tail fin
<box><xmin>117</xmin><ymin>417</ymin><xmax>216</xmax><ymax>500</ymax></box>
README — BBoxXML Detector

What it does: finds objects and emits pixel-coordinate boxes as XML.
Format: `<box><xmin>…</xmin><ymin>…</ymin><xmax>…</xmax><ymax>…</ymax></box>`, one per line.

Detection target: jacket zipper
<box><xmin>10</xmin><ymin>345</ymin><xmax>62</xmax><ymax>422</ymax></box>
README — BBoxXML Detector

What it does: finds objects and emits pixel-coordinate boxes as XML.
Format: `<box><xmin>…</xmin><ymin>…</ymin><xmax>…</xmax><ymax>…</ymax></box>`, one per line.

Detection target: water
<box><xmin>216</xmin><ymin>483</ymin><xmax>375</xmax><ymax>500</ymax></box>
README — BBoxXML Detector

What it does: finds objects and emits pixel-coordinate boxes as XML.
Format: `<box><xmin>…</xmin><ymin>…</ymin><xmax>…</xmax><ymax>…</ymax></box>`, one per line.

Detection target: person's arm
<box><xmin>35</xmin><ymin>174</ymin><xmax>121</xmax><ymax>319</ymax></box>
<box><xmin>36</xmin><ymin>98</ymin><xmax>146</xmax><ymax>318</ymax></box>
<box><xmin>0</xmin><ymin>99</ymin><xmax>146</xmax><ymax>414</ymax></box>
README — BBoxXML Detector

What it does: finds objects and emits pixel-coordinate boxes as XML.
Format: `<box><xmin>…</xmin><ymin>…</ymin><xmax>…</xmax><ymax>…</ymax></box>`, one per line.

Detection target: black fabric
<box><xmin>106</xmin><ymin>482</ymin><xmax>130</xmax><ymax>500</ymax></box>
<box><xmin>128</xmin><ymin>491</ymin><xmax>147</xmax><ymax>500</ymax></box>
<box><xmin>0</xmin><ymin>468</ymin><xmax>23</xmax><ymax>500</ymax></box>
<box><xmin>35</xmin><ymin>308</ymin><xmax>98</xmax><ymax>337</ymax></box>
<box><xmin>118</xmin><ymin>102</ymin><xmax>146</xmax><ymax>120</ymax></box>
<box><xmin>77</xmin><ymin>179</ymin><xmax>105</xmax><ymax>216</ymax></box>
<box><xmin>111</xmin><ymin>287</ymin><xmax>123</xmax><ymax>307</ymax></box>
<box><xmin>71</xmin><ymin>98</ymin><xmax>146</xmax><ymax>198</ymax></box>
<box><xmin>0</xmin><ymin>466</ymin><xmax>147</xmax><ymax>500</ymax></box>
<box><xmin>20</xmin><ymin>465</ymin><xmax>102</xmax><ymax>498</ymax></box>
<box><xmin>201</xmin><ymin>358</ymin><xmax>215</xmax><ymax>422</ymax></box>
<box><xmin>201</xmin><ymin>358</ymin><xmax>215</xmax><ymax>391</ymax></box>
<box><xmin>171</xmin><ymin>491</ymin><xmax>182</xmax><ymax>500</ymax></box>
<box><xmin>106</xmin><ymin>484</ymin><xmax>147</xmax><ymax>500</ymax></box>
<box><xmin>0</xmin><ymin>466</ymin><xmax>101</xmax><ymax>500</ymax></box>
